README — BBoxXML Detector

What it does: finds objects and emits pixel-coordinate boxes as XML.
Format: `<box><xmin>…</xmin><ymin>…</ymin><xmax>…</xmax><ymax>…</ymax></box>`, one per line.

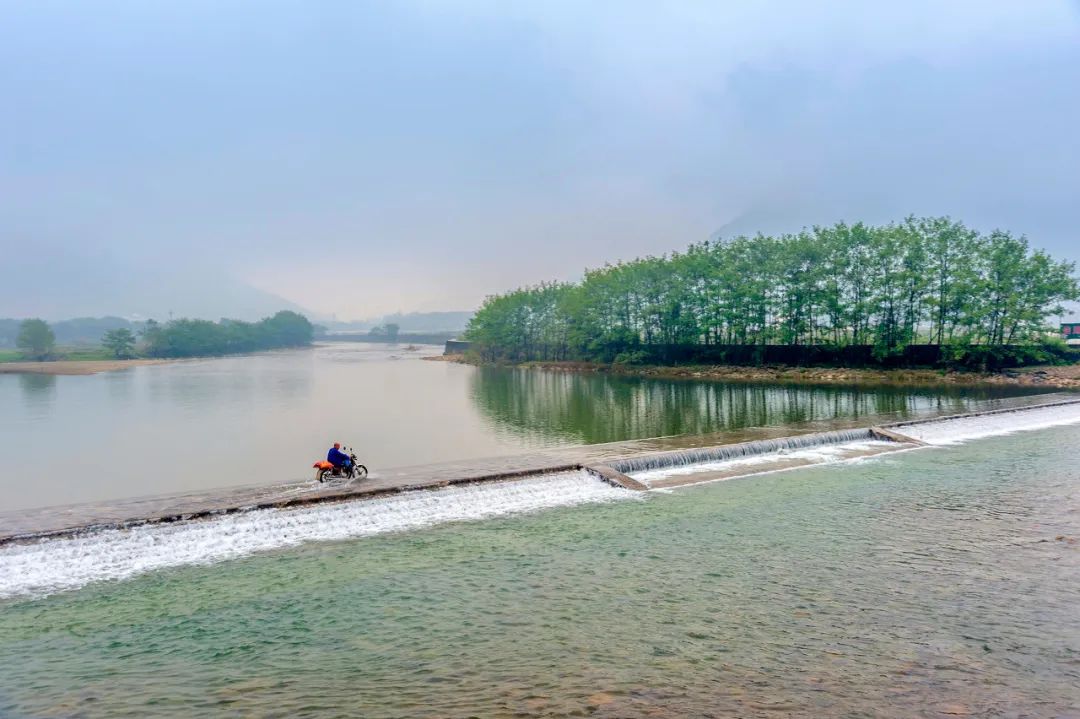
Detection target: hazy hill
<box><xmin>378</xmin><ymin>311</ymin><xmax>472</xmax><ymax>333</ymax></box>
<box><xmin>323</xmin><ymin>311</ymin><xmax>473</xmax><ymax>334</ymax></box>
<box><xmin>0</xmin><ymin>255</ymin><xmax>310</xmax><ymax>323</ymax></box>
<box><xmin>0</xmin><ymin>316</ymin><xmax>140</xmax><ymax>348</ymax></box>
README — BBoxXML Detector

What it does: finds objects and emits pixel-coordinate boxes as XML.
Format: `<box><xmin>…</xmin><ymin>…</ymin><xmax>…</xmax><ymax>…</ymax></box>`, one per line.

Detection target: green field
<box><xmin>0</xmin><ymin>346</ymin><xmax>113</xmax><ymax>363</ymax></box>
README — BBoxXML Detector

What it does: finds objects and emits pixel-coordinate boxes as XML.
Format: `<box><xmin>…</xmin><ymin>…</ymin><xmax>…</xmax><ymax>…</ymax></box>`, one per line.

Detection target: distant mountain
<box><xmin>377</xmin><ymin>311</ymin><xmax>473</xmax><ymax>333</ymax></box>
<box><xmin>323</xmin><ymin>311</ymin><xmax>473</xmax><ymax>334</ymax></box>
<box><xmin>0</xmin><ymin>255</ymin><xmax>311</xmax><ymax>322</ymax></box>
<box><xmin>0</xmin><ymin>319</ymin><xmax>21</xmax><ymax>348</ymax></box>
<box><xmin>0</xmin><ymin>316</ymin><xmax>139</xmax><ymax>348</ymax></box>
<box><xmin>52</xmin><ymin>316</ymin><xmax>139</xmax><ymax>345</ymax></box>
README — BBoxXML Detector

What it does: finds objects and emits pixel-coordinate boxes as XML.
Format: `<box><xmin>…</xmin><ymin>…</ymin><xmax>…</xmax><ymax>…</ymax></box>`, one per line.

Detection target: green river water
<box><xmin>2</xmin><ymin>423</ymin><xmax>1078</xmax><ymax>718</ymax></box>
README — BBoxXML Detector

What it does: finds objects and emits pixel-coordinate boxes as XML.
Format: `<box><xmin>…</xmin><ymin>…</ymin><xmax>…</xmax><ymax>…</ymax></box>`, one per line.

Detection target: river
<box><xmin>2</xmin><ymin>414</ymin><xmax>1079</xmax><ymax>716</ymax></box>
<box><xmin>0</xmin><ymin>342</ymin><xmax>1051</xmax><ymax>512</ymax></box>
<box><xmin>2</xmin><ymin>345</ymin><xmax>1079</xmax><ymax>716</ymax></box>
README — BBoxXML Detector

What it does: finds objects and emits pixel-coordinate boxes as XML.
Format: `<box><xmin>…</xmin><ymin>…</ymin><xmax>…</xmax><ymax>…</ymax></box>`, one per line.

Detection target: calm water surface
<box><xmin>0</xmin><ymin>343</ymin><xmax>1050</xmax><ymax>511</ymax></box>
<box><xmin>1</xmin><ymin>425</ymin><xmax>1077</xmax><ymax>717</ymax></box>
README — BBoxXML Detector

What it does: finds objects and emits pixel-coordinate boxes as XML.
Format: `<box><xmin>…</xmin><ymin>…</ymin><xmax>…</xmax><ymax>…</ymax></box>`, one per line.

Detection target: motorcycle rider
<box><xmin>327</xmin><ymin>442</ymin><xmax>352</xmax><ymax>472</ymax></box>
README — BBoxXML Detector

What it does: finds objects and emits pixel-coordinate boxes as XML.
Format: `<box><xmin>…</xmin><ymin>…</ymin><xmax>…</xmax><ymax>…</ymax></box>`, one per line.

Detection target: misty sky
<box><xmin>3</xmin><ymin>1</ymin><xmax>1079</xmax><ymax>320</ymax></box>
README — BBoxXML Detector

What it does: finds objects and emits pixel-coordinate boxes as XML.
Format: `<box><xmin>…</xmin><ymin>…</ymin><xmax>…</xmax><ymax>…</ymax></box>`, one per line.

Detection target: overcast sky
<box><xmin>3</xmin><ymin>1</ymin><xmax>1079</xmax><ymax>319</ymax></box>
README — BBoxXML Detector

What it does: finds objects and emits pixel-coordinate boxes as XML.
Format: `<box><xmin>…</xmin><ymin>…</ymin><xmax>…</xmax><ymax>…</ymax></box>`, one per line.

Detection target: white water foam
<box><xmin>629</xmin><ymin>440</ymin><xmax>895</xmax><ymax>484</ymax></box>
<box><xmin>896</xmin><ymin>402</ymin><xmax>1080</xmax><ymax>445</ymax></box>
<box><xmin>0</xmin><ymin>471</ymin><xmax>631</xmax><ymax>600</ymax></box>
<box><xmin>610</xmin><ymin>428</ymin><xmax>873</xmax><ymax>474</ymax></box>
<box><xmin>629</xmin><ymin>402</ymin><xmax>1080</xmax><ymax>486</ymax></box>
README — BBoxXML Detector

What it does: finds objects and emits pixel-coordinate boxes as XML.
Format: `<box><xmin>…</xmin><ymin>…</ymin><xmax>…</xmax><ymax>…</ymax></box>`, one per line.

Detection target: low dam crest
<box><xmin>2</xmin><ymin>398</ymin><xmax>1080</xmax><ymax>599</ymax></box>
<box><xmin>3</xmin><ymin>396</ymin><xmax>1079</xmax><ymax>547</ymax></box>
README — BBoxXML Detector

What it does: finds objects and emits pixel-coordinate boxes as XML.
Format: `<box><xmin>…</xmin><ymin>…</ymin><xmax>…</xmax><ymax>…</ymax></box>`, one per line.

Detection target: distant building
<box><xmin>1061</xmin><ymin>322</ymin><xmax>1080</xmax><ymax>346</ymax></box>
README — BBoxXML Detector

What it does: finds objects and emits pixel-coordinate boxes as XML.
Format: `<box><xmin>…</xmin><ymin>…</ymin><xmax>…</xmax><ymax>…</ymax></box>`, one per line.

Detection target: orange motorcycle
<box><xmin>312</xmin><ymin>447</ymin><xmax>368</xmax><ymax>482</ymax></box>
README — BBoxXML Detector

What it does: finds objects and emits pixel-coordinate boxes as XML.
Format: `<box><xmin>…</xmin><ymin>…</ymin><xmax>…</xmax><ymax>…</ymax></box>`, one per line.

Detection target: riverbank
<box><xmin>0</xmin><ymin>359</ymin><xmax>173</xmax><ymax>375</ymax></box>
<box><xmin>428</xmin><ymin>354</ymin><xmax>1080</xmax><ymax>389</ymax></box>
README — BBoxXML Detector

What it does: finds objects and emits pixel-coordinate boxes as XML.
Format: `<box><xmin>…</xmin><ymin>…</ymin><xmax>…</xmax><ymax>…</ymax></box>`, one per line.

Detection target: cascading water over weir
<box><xmin>0</xmin><ymin>471</ymin><xmax>631</xmax><ymax>599</ymax></box>
<box><xmin>2</xmin><ymin>398</ymin><xmax>1080</xmax><ymax>599</ymax></box>
<box><xmin>608</xmin><ymin>428</ymin><xmax>879</xmax><ymax>474</ymax></box>
<box><xmin>606</xmin><ymin>398</ymin><xmax>1080</xmax><ymax>488</ymax></box>
<box><xmin>603</xmin><ymin>427</ymin><xmax>910</xmax><ymax>489</ymax></box>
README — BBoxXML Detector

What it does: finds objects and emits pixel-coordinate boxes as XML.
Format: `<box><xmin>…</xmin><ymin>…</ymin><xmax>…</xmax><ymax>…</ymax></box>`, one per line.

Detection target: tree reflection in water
<box><xmin>469</xmin><ymin>367</ymin><xmax>1045</xmax><ymax>444</ymax></box>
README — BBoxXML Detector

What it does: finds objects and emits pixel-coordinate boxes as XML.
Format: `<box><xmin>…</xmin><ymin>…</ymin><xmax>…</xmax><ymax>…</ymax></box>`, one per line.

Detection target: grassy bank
<box><xmin>0</xmin><ymin>359</ymin><xmax>174</xmax><ymax>375</ymax></box>
<box><xmin>0</xmin><ymin>345</ymin><xmax>188</xmax><ymax>376</ymax></box>
<box><xmin>0</xmin><ymin>346</ymin><xmax>112</xmax><ymax>363</ymax></box>
<box><xmin>433</xmin><ymin>354</ymin><xmax>1080</xmax><ymax>390</ymax></box>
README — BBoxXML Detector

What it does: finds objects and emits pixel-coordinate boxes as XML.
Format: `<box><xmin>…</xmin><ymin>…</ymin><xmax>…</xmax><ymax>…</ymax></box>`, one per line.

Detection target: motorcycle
<box><xmin>313</xmin><ymin>446</ymin><xmax>368</xmax><ymax>483</ymax></box>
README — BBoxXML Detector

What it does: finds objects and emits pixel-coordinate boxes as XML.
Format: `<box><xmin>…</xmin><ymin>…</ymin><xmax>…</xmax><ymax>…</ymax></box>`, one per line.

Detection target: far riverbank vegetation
<box><xmin>465</xmin><ymin>216</ymin><xmax>1080</xmax><ymax>370</ymax></box>
<box><xmin>2</xmin><ymin>311</ymin><xmax>313</xmax><ymax>362</ymax></box>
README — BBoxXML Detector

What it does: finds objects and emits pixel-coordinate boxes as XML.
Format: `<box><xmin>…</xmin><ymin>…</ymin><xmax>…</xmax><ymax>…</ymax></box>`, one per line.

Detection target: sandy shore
<box><xmin>0</xmin><ymin>359</ymin><xmax>173</xmax><ymax>376</ymax></box>
<box><xmin>428</xmin><ymin>354</ymin><xmax>1080</xmax><ymax>389</ymax></box>
<box><xmin>421</xmin><ymin>354</ymin><xmax>464</xmax><ymax>362</ymax></box>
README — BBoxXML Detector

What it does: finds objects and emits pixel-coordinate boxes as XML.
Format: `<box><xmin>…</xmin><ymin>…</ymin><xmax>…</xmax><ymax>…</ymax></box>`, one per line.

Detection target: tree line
<box><xmin>10</xmin><ymin>311</ymin><xmax>314</xmax><ymax>360</ymax></box>
<box><xmin>465</xmin><ymin>217</ymin><xmax>1079</xmax><ymax>364</ymax></box>
<box><xmin>140</xmin><ymin>311</ymin><xmax>314</xmax><ymax>357</ymax></box>
<box><xmin>0</xmin><ymin>316</ymin><xmax>136</xmax><ymax>349</ymax></box>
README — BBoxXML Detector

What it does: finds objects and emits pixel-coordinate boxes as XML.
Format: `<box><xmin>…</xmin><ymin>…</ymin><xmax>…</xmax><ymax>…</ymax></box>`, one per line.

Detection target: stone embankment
<box><xmin>430</xmin><ymin>354</ymin><xmax>1080</xmax><ymax>390</ymax></box>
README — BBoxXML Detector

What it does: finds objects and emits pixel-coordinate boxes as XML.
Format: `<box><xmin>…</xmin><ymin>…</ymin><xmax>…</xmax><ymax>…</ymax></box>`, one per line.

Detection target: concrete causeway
<box><xmin>2</xmin><ymin>393</ymin><xmax>1076</xmax><ymax>544</ymax></box>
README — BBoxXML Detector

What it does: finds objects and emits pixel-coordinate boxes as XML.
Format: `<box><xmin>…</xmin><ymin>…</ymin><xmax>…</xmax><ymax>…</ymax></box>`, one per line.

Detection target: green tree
<box><xmin>916</xmin><ymin>216</ymin><xmax>979</xmax><ymax>344</ymax></box>
<box><xmin>16</xmin><ymin>319</ymin><xmax>55</xmax><ymax>360</ymax></box>
<box><xmin>101</xmin><ymin>328</ymin><xmax>138</xmax><ymax>359</ymax></box>
<box><xmin>462</xmin><ymin>217</ymin><xmax>1080</xmax><ymax>364</ymax></box>
<box><xmin>139</xmin><ymin>319</ymin><xmax>163</xmax><ymax>356</ymax></box>
<box><xmin>385</xmin><ymin>322</ymin><xmax>400</xmax><ymax>341</ymax></box>
<box><xmin>139</xmin><ymin>312</ymin><xmax>314</xmax><ymax>358</ymax></box>
<box><xmin>259</xmin><ymin>311</ymin><xmax>314</xmax><ymax>347</ymax></box>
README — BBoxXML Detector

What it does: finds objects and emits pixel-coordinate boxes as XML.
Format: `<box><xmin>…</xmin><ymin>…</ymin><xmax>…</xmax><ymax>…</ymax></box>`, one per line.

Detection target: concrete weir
<box><xmin>0</xmin><ymin>462</ymin><xmax>646</xmax><ymax>545</ymax></box>
<box><xmin>2</xmin><ymin>397</ymin><xmax>1079</xmax><ymax>545</ymax></box>
<box><xmin>869</xmin><ymin>426</ymin><xmax>927</xmax><ymax>445</ymax></box>
<box><xmin>585</xmin><ymin>465</ymin><xmax>650</xmax><ymax>492</ymax></box>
